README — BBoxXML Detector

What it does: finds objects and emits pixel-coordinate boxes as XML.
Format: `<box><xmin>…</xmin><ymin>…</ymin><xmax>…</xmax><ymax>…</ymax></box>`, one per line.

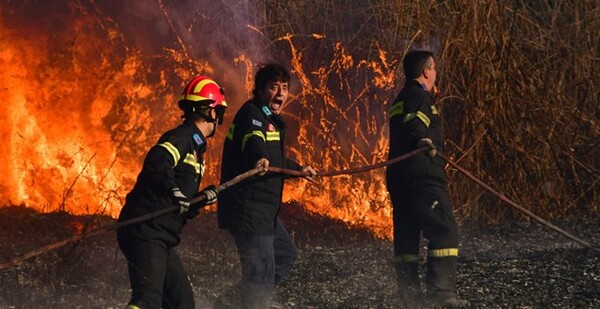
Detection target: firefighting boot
<box><xmin>425</xmin><ymin>256</ymin><xmax>469</xmax><ymax>308</ymax></box>
<box><xmin>395</xmin><ymin>261</ymin><xmax>424</xmax><ymax>307</ymax></box>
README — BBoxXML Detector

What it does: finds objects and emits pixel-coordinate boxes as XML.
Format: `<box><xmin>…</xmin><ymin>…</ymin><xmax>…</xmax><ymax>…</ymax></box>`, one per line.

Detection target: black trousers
<box><xmin>230</xmin><ymin>217</ymin><xmax>297</xmax><ymax>309</ymax></box>
<box><xmin>390</xmin><ymin>185</ymin><xmax>461</xmax><ymax>295</ymax></box>
<box><xmin>390</xmin><ymin>185</ymin><xmax>459</xmax><ymax>258</ymax></box>
<box><xmin>117</xmin><ymin>232</ymin><xmax>195</xmax><ymax>309</ymax></box>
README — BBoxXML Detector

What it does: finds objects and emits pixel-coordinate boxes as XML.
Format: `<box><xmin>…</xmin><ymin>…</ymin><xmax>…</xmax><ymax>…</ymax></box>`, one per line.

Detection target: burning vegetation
<box><xmin>0</xmin><ymin>0</ymin><xmax>599</xmax><ymax>307</ymax></box>
<box><xmin>1</xmin><ymin>0</ymin><xmax>598</xmax><ymax>236</ymax></box>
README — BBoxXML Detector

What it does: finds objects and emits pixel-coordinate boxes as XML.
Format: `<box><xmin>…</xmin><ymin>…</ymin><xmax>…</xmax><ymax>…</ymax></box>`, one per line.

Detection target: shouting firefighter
<box><xmin>116</xmin><ymin>76</ymin><xmax>227</xmax><ymax>309</ymax></box>
<box><xmin>217</xmin><ymin>63</ymin><xmax>316</xmax><ymax>308</ymax></box>
<box><xmin>386</xmin><ymin>50</ymin><xmax>469</xmax><ymax>308</ymax></box>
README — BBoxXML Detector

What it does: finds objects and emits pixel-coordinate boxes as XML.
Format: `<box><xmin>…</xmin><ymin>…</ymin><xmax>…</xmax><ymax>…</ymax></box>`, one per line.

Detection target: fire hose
<box><xmin>277</xmin><ymin>149</ymin><xmax>598</xmax><ymax>253</ymax></box>
<box><xmin>436</xmin><ymin>153</ymin><xmax>600</xmax><ymax>254</ymax></box>
<box><xmin>0</xmin><ymin>166</ymin><xmax>265</xmax><ymax>270</ymax></box>
<box><xmin>273</xmin><ymin>151</ymin><xmax>599</xmax><ymax>253</ymax></box>
<box><xmin>1</xmin><ymin>148</ymin><xmax>427</xmax><ymax>270</ymax></box>
<box><xmin>0</xmin><ymin>146</ymin><xmax>597</xmax><ymax>270</ymax></box>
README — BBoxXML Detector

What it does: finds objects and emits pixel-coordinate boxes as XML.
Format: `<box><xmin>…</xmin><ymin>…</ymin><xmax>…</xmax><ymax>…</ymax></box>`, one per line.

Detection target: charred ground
<box><xmin>0</xmin><ymin>205</ymin><xmax>598</xmax><ymax>308</ymax></box>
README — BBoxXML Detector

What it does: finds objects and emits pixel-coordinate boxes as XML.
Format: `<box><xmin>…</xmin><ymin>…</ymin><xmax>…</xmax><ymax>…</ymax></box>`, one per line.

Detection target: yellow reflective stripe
<box><xmin>416</xmin><ymin>111</ymin><xmax>431</xmax><ymax>127</ymax></box>
<box><xmin>226</xmin><ymin>124</ymin><xmax>235</xmax><ymax>140</ymax></box>
<box><xmin>403</xmin><ymin>111</ymin><xmax>431</xmax><ymax>127</ymax></box>
<box><xmin>158</xmin><ymin>142</ymin><xmax>180</xmax><ymax>167</ymax></box>
<box><xmin>242</xmin><ymin>131</ymin><xmax>265</xmax><ymax>151</ymax></box>
<box><xmin>266</xmin><ymin>131</ymin><xmax>280</xmax><ymax>141</ymax></box>
<box><xmin>178</xmin><ymin>79</ymin><xmax>228</xmax><ymax>106</ymax></box>
<box><xmin>389</xmin><ymin>101</ymin><xmax>404</xmax><ymax>118</ymax></box>
<box><xmin>428</xmin><ymin>248</ymin><xmax>459</xmax><ymax>257</ymax></box>
<box><xmin>431</xmin><ymin>105</ymin><xmax>439</xmax><ymax>115</ymax></box>
<box><xmin>126</xmin><ymin>305</ymin><xmax>141</xmax><ymax>309</ymax></box>
<box><xmin>183</xmin><ymin>153</ymin><xmax>201</xmax><ymax>174</ymax></box>
<box><xmin>193</xmin><ymin>79</ymin><xmax>218</xmax><ymax>93</ymax></box>
<box><xmin>395</xmin><ymin>254</ymin><xmax>419</xmax><ymax>263</ymax></box>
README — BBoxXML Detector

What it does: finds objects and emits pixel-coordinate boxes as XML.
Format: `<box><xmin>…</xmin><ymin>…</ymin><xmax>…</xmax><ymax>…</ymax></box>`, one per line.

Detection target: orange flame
<box><xmin>1</xmin><ymin>4</ymin><xmax>401</xmax><ymax>239</ymax></box>
<box><xmin>279</xmin><ymin>35</ymin><xmax>399</xmax><ymax>238</ymax></box>
<box><xmin>0</xmin><ymin>4</ymin><xmax>188</xmax><ymax>217</ymax></box>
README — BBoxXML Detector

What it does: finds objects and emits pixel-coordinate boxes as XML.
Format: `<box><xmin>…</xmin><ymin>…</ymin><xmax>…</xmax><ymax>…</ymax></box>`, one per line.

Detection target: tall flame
<box><xmin>280</xmin><ymin>35</ymin><xmax>398</xmax><ymax>238</ymax></box>
<box><xmin>1</xmin><ymin>3</ymin><xmax>183</xmax><ymax>216</ymax></box>
<box><xmin>1</xmin><ymin>2</ymin><xmax>400</xmax><ymax>238</ymax></box>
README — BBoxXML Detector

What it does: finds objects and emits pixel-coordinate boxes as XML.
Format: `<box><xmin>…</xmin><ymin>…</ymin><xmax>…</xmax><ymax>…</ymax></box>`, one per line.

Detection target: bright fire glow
<box><xmin>1</xmin><ymin>3</ymin><xmax>399</xmax><ymax>239</ymax></box>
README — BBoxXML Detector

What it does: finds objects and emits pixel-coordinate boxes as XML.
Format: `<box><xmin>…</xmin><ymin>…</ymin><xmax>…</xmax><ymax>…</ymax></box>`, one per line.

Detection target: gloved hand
<box><xmin>198</xmin><ymin>185</ymin><xmax>218</xmax><ymax>206</ymax></box>
<box><xmin>184</xmin><ymin>185</ymin><xmax>218</xmax><ymax>219</ymax></box>
<box><xmin>418</xmin><ymin>138</ymin><xmax>437</xmax><ymax>157</ymax></box>
<box><xmin>171</xmin><ymin>187</ymin><xmax>191</xmax><ymax>215</ymax></box>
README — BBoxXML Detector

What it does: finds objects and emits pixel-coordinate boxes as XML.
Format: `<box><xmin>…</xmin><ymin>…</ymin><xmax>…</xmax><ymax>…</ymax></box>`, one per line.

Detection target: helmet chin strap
<box><xmin>192</xmin><ymin>106</ymin><xmax>219</xmax><ymax>124</ymax></box>
<box><xmin>190</xmin><ymin>106</ymin><xmax>219</xmax><ymax>137</ymax></box>
<box><xmin>207</xmin><ymin>122</ymin><xmax>217</xmax><ymax>138</ymax></box>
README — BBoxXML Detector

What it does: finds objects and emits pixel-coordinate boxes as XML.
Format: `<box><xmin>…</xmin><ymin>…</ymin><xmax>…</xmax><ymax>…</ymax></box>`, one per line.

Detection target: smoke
<box><xmin>0</xmin><ymin>0</ymin><xmax>274</xmax><ymax>215</ymax></box>
<box><xmin>1</xmin><ymin>0</ymin><xmax>401</xmax><ymax>236</ymax></box>
<box><xmin>103</xmin><ymin>0</ymin><xmax>269</xmax><ymax>105</ymax></box>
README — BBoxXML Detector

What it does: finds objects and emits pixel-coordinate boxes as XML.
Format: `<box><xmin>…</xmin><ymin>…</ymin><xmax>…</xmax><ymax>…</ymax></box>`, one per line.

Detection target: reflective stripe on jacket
<box><xmin>219</xmin><ymin>99</ymin><xmax>301</xmax><ymax>234</ymax></box>
<box><xmin>117</xmin><ymin>120</ymin><xmax>207</xmax><ymax>246</ymax></box>
<box><xmin>386</xmin><ymin>80</ymin><xmax>446</xmax><ymax>189</ymax></box>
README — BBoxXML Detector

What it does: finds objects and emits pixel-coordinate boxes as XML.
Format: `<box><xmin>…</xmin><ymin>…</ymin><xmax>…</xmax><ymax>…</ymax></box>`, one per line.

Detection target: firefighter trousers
<box><xmin>117</xmin><ymin>233</ymin><xmax>195</xmax><ymax>309</ymax></box>
<box><xmin>390</xmin><ymin>185</ymin><xmax>460</xmax><ymax>295</ymax></box>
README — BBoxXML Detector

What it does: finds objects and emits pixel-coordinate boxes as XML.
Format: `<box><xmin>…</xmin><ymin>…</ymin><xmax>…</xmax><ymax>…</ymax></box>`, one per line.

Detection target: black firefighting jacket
<box><xmin>386</xmin><ymin>80</ymin><xmax>446</xmax><ymax>189</ymax></box>
<box><xmin>117</xmin><ymin>119</ymin><xmax>207</xmax><ymax>247</ymax></box>
<box><xmin>218</xmin><ymin>98</ymin><xmax>302</xmax><ymax>234</ymax></box>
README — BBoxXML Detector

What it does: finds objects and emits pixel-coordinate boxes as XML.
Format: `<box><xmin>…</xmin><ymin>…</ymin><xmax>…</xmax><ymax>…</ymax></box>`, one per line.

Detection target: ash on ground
<box><xmin>0</xmin><ymin>205</ymin><xmax>598</xmax><ymax>308</ymax></box>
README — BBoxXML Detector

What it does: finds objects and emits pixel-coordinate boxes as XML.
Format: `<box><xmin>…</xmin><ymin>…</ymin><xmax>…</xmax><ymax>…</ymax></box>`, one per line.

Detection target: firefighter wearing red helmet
<box><xmin>117</xmin><ymin>76</ymin><xmax>227</xmax><ymax>309</ymax></box>
<box><xmin>178</xmin><ymin>76</ymin><xmax>228</xmax><ymax>134</ymax></box>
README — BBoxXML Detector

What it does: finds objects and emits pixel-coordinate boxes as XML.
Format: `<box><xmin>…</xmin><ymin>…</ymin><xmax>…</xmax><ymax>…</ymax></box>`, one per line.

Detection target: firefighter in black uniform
<box><xmin>218</xmin><ymin>63</ymin><xmax>316</xmax><ymax>308</ymax></box>
<box><xmin>117</xmin><ymin>76</ymin><xmax>227</xmax><ymax>309</ymax></box>
<box><xmin>386</xmin><ymin>51</ymin><xmax>468</xmax><ymax>308</ymax></box>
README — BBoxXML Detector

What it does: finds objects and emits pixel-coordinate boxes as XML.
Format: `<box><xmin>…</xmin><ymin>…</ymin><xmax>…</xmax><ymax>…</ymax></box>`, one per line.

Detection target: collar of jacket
<box><xmin>250</xmin><ymin>97</ymin><xmax>274</xmax><ymax>119</ymax></box>
<box><xmin>251</xmin><ymin>98</ymin><xmax>287</xmax><ymax>131</ymax></box>
<box><xmin>405</xmin><ymin>79</ymin><xmax>434</xmax><ymax>100</ymax></box>
<box><xmin>183</xmin><ymin>119</ymin><xmax>208</xmax><ymax>154</ymax></box>
<box><xmin>405</xmin><ymin>79</ymin><xmax>424</xmax><ymax>89</ymax></box>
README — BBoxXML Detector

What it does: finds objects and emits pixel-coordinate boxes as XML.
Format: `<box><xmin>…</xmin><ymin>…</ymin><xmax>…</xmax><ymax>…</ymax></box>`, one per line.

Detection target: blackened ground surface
<box><xmin>0</xmin><ymin>205</ymin><xmax>598</xmax><ymax>308</ymax></box>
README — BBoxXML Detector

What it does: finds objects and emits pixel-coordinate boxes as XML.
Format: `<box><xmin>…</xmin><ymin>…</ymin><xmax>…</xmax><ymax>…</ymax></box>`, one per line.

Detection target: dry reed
<box><xmin>255</xmin><ymin>0</ymin><xmax>599</xmax><ymax>224</ymax></box>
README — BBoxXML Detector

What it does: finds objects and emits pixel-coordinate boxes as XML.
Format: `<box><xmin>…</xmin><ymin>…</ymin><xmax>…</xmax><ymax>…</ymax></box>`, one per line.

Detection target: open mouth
<box><xmin>270</xmin><ymin>99</ymin><xmax>283</xmax><ymax>110</ymax></box>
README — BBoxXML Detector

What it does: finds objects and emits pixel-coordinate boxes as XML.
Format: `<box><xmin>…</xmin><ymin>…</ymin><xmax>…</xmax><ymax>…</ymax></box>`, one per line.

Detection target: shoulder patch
<box><xmin>261</xmin><ymin>106</ymin><xmax>272</xmax><ymax>117</ymax></box>
<box><xmin>193</xmin><ymin>133</ymin><xmax>204</xmax><ymax>146</ymax></box>
<box><xmin>252</xmin><ymin>119</ymin><xmax>263</xmax><ymax>127</ymax></box>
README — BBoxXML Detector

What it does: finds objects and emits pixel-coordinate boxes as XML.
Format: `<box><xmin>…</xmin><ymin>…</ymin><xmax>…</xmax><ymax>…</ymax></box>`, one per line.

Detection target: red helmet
<box><xmin>178</xmin><ymin>76</ymin><xmax>227</xmax><ymax>123</ymax></box>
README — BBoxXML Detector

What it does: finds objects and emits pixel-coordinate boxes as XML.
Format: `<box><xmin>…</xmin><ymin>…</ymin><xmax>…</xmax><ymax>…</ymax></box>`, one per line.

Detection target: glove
<box><xmin>198</xmin><ymin>185</ymin><xmax>218</xmax><ymax>206</ymax></box>
<box><xmin>171</xmin><ymin>187</ymin><xmax>191</xmax><ymax>215</ymax></box>
<box><xmin>184</xmin><ymin>185</ymin><xmax>218</xmax><ymax>219</ymax></box>
<box><xmin>418</xmin><ymin>138</ymin><xmax>437</xmax><ymax>157</ymax></box>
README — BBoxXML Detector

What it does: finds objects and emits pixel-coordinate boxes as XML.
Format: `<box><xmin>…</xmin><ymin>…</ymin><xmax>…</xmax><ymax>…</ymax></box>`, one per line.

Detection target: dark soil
<box><xmin>0</xmin><ymin>205</ymin><xmax>599</xmax><ymax>308</ymax></box>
